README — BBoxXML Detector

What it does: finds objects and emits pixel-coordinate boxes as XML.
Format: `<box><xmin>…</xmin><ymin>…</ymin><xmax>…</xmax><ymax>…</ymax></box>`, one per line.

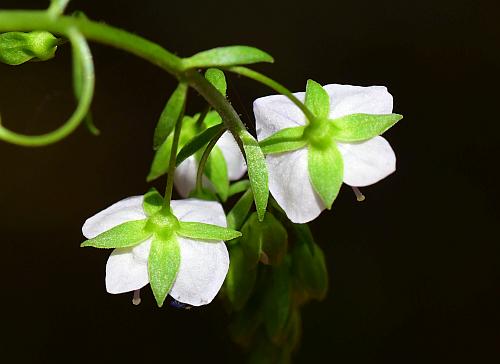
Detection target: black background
<box><xmin>0</xmin><ymin>0</ymin><xmax>499</xmax><ymax>362</ymax></box>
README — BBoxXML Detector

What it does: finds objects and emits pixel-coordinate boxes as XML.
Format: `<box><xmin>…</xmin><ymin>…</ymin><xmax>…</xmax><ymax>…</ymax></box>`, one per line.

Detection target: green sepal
<box><xmin>182</xmin><ymin>45</ymin><xmax>274</xmax><ymax>69</ymax></box>
<box><xmin>205</xmin><ymin>68</ymin><xmax>227</xmax><ymax>96</ymax></box>
<box><xmin>0</xmin><ymin>31</ymin><xmax>58</xmax><ymax>65</ymax></box>
<box><xmin>228</xmin><ymin>179</ymin><xmax>251</xmax><ymax>198</ymax></box>
<box><xmin>148</xmin><ymin>235</ymin><xmax>181</xmax><ymax>307</ymax></box>
<box><xmin>291</xmin><ymin>239</ymin><xmax>328</xmax><ymax>302</ymax></box>
<box><xmin>225</xmin><ymin>243</ymin><xmax>257</xmax><ymax>310</ymax></box>
<box><xmin>305</xmin><ymin>79</ymin><xmax>329</xmax><ymax>119</ymax></box>
<box><xmin>177</xmin><ymin>221</ymin><xmax>241</xmax><ymax>241</ymax></box>
<box><xmin>259</xmin><ymin>126</ymin><xmax>307</xmax><ymax>154</ymax></box>
<box><xmin>227</xmin><ymin>188</ymin><xmax>254</xmax><ymax>230</ymax></box>
<box><xmin>239</xmin><ymin>213</ymin><xmax>264</xmax><ymax>266</ymax></box>
<box><xmin>240</xmin><ymin>131</ymin><xmax>268</xmax><ymax>221</ymax></box>
<box><xmin>259</xmin><ymin>213</ymin><xmax>288</xmax><ymax>266</ymax></box>
<box><xmin>263</xmin><ymin>261</ymin><xmax>292</xmax><ymax>342</ymax></box>
<box><xmin>153</xmin><ymin>82</ymin><xmax>188</xmax><ymax>149</ymax></box>
<box><xmin>176</xmin><ymin>123</ymin><xmax>224</xmax><ymax>166</ymax></box>
<box><xmin>331</xmin><ymin>113</ymin><xmax>403</xmax><ymax>142</ymax></box>
<box><xmin>147</xmin><ymin>135</ymin><xmax>173</xmax><ymax>182</ymax></box>
<box><xmin>204</xmin><ymin>146</ymin><xmax>229</xmax><ymax>201</ymax></box>
<box><xmin>81</xmin><ymin>220</ymin><xmax>150</xmax><ymax>249</ymax></box>
<box><xmin>143</xmin><ymin>188</ymin><xmax>164</xmax><ymax>216</ymax></box>
<box><xmin>307</xmin><ymin>143</ymin><xmax>343</xmax><ymax>209</ymax></box>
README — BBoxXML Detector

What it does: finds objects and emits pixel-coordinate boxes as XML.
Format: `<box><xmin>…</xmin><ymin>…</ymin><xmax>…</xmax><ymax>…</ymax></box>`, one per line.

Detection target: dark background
<box><xmin>0</xmin><ymin>0</ymin><xmax>498</xmax><ymax>362</ymax></box>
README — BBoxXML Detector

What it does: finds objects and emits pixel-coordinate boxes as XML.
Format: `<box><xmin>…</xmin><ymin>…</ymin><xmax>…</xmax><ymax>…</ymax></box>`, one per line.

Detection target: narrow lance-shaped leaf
<box><xmin>307</xmin><ymin>144</ymin><xmax>343</xmax><ymax>209</ymax></box>
<box><xmin>178</xmin><ymin>221</ymin><xmax>241</xmax><ymax>241</ymax></box>
<box><xmin>228</xmin><ymin>179</ymin><xmax>251</xmax><ymax>197</ymax></box>
<box><xmin>205</xmin><ymin>68</ymin><xmax>227</xmax><ymax>96</ymax></box>
<box><xmin>81</xmin><ymin>220</ymin><xmax>150</xmax><ymax>249</ymax></box>
<box><xmin>240</xmin><ymin>130</ymin><xmax>268</xmax><ymax>221</ymax></box>
<box><xmin>148</xmin><ymin>235</ymin><xmax>181</xmax><ymax>307</ymax></box>
<box><xmin>182</xmin><ymin>46</ymin><xmax>274</xmax><ymax>69</ymax></box>
<box><xmin>264</xmin><ymin>260</ymin><xmax>292</xmax><ymax>341</ymax></box>
<box><xmin>259</xmin><ymin>126</ymin><xmax>307</xmax><ymax>154</ymax></box>
<box><xmin>176</xmin><ymin>123</ymin><xmax>224</xmax><ymax>166</ymax></box>
<box><xmin>227</xmin><ymin>188</ymin><xmax>254</xmax><ymax>230</ymax></box>
<box><xmin>331</xmin><ymin>113</ymin><xmax>403</xmax><ymax>142</ymax></box>
<box><xmin>305</xmin><ymin>79</ymin><xmax>330</xmax><ymax>119</ymax></box>
<box><xmin>204</xmin><ymin>146</ymin><xmax>229</xmax><ymax>201</ymax></box>
<box><xmin>143</xmin><ymin>188</ymin><xmax>164</xmax><ymax>216</ymax></box>
<box><xmin>238</xmin><ymin>212</ymin><xmax>263</xmax><ymax>266</ymax></box>
<box><xmin>153</xmin><ymin>83</ymin><xmax>188</xmax><ymax>149</ymax></box>
<box><xmin>259</xmin><ymin>213</ymin><xmax>288</xmax><ymax>266</ymax></box>
<box><xmin>147</xmin><ymin>135</ymin><xmax>173</xmax><ymax>181</ymax></box>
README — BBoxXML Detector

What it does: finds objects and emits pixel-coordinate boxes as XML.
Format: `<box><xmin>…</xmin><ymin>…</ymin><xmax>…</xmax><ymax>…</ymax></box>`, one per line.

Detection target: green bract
<box><xmin>153</xmin><ymin>82</ymin><xmax>188</xmax><ymax>149</ymax></box>
<box><xmin>182</xmin><ymin>45</ymin><xmax>274</xmax><ymax>69</ymax></box>
<box><xmin>0</xmin><ymin>31</ymin><xmax>58</xmax><ymax>65</ymax></box>
<box><xmin>205</xmin><ymin>68</ymin><xmax>227</xmax><ymax>96</ymax></box>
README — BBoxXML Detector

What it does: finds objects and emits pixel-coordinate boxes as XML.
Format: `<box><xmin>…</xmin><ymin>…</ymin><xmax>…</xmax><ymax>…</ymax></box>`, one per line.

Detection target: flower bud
<box><xmin>0</xmin><ymin>31</ymin><xmax>58</xmax><ymax>65</ymax></box>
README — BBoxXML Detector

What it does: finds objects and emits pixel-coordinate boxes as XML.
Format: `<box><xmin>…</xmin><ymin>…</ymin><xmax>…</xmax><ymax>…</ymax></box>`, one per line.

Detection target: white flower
<box><xmin>174</xmin><ymin>131</ymin><xmax>247</xmax><ymax>197</ymax></box>
<box><xmin>254</xmin><ymin>84</ymin><xmax>397</xmax><ymax>223</ymax></box>
<box><xmin>82</xmin><ymin>196</ymin><xmax>229</xmax><ymax>306</ymax></box>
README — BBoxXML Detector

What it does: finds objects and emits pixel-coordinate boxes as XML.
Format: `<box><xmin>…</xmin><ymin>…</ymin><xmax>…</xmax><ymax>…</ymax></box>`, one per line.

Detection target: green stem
<box><xmin>195</xmin><ymin>127</ymin><xmax>225</xmax><ymax>193</ymax></box>
<box><xmin>163</xmin><ymin>90</ymin><xmax>186</xmax><ymax>208</ymax></box>
<box><xmin>227</xmin><ymin>66</ymin><xmax>315</xmax><ymax>122</ymax></box>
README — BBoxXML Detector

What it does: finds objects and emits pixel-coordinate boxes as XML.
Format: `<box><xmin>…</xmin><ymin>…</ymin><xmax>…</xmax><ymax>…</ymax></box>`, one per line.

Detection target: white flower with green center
<box><xmin>81</xmin><ymin>189</ymin><xmax>241</xmax><ymax>307</ymax></box>
<box><xmin>254</xmin><ymin>81</ymin><xmax>403</xmax><ymax>223</ymax></box>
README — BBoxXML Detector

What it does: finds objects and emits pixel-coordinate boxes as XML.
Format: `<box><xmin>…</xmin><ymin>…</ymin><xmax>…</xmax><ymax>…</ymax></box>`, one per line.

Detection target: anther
<box><xmin>132</xmin><ymin>289</ymin><xmax>141</xmax><ymax>306</ymax></box>
<box><xmin>352</xmin><ymin>187</ymin><xmax>365</xmax><ymax>202</ymax></box>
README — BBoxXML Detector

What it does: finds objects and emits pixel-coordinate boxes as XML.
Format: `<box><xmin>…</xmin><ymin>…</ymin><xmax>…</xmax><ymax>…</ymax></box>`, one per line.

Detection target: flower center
<box><xmin>304</xmin><ymin>118</ymin><xmax>333</xmax><ymax>150</ymax></box>
<box><xmin>145</xmin><ymin>208</ymin><xmax>180</xmax><ymax>238</ymax></box>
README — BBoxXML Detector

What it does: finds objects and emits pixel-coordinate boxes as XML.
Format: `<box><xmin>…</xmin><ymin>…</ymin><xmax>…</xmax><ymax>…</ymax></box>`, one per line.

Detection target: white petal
<box><xmin>169</xmin><ymin>198</ymin><xmax>229</xmax><ymax>306</ymax></box>
<box><xmin>171</xmin><ymin>198</ymin><xmax>227</xmax><ymax>227</ymax></box>
<box><xmin>105</xmin><ymin>240</ymin><xmax>151</xmax><ymax>294</ymax></box>
<box><xmin>323</xmin><ymin>84</ymin><xmax>393</xmax><ymax>119</ymax></box>
<box><xmin>82</xmin><ymin>196</ymin><xmax>145</xmax><ymax>239</ymax></box>
<box><xmin>254</xmin><ymin>92</ymin><xmax>307</xmax><ymax>140</ymax></box>
<box><xmin>174</xmin><ymin>156</ymin><xmax>198</xmax><ymax>198</ymax></box>
<box><xmin>267</xmin><ymin>148</ymin><xmax>325</xmax><ymax>223</ymax></box>
<box><xmin>169</xmin><ymin>237</ymin><xmax>229</xmax><ymax>306</ymax></box>
<box><xmin>337</xmin><ymin>136</ymin><xmax>396</xmax><ymax>187</ymax></box>
<box><xmin>216</xmin><ymin>131</ymin><xmax>247</xmax><ymax>180</ymax></box>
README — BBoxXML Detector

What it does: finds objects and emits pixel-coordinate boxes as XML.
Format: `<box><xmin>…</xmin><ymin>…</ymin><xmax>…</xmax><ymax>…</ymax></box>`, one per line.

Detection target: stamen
<box><xmin>132</xmin><ymin>289</ymin><xmax>141</xmax><ymax>306</ymax></box>
<box><xmin>352</xmin><ymin>187</ymin><xmax>365</xmax><ymax>202</ymax></box>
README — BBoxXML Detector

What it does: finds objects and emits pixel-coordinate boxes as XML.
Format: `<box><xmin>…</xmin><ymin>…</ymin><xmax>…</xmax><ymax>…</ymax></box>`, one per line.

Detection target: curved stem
<box><xmin>227</xmin><ymin>66</ymin><xmax>315</xmax><ymax>122</ymax></box>
<box><xmin>195</xmin><ymin>128</ymin><xmax>225</xmax><ymax>193</ymax></box>
<box><xmin>163</xmin><ymin>97</ymin><xmax>186</xmax><ymax>208</ymax></box>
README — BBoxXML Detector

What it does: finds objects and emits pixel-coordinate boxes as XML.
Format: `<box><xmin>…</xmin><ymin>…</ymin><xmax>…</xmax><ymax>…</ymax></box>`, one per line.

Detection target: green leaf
<box><xmin>259</xmin><ymin>213</ymin><xmax>288</xmax><ymax>266</ymax></box>
<box><xmin>331</xmin><ymin>113</ymin><xmax>403</xmax><ymax>142</ymax></box>
<box><xmin>205</xmin><ymin>146</ymin><xmax>229</xmax><ymax>201</ymax></box>
<box><xmin>178</xmin><ymin>221</ymin><xmax>241</xmax><ymax>241</ymax></box>
<box><xmin>225</xmin><ymin>243</ymin><xmax>257</xmax><ymax>310</ymax></box>
<box><xmin>305</xmin><ymin>79</ymin><xmax>329</xmax><ymax>119</ymax></box>
<box><xmin>81</xmin><ymin>220</ymin><xmax>150</xmax><ymax>249</ymax></box>
<box><xmin>228</xmin><ymin>179</ymin><xmax>251</xmax><ymax>198</ymax></box>
<box><xmin>264</xmin><ymin>262</ymin><xmax>292</xmax><ymax>342</ymax></box>
<box><xmin>176</xmin><ymin>123</ymin><xmax>224</xmax><ymax>166</ymax></box>
<box><xmin>143</xmin><ymin>188</ymin><xmax>164</xmax><ymax>216</ymax></box>
<box><xmin>153</xmin><ymin>82</ymin><xmax>188</xmax><ymax>149</ymax></box>
<box><xmin>307</xmin><ymin>144</ymin><xmax>343</xmax><ymax>209</ymax></box>
<box><xmin>182</xmin><ymin>45</ymin><xmax>274</xmax><ymax>69</ymax></box>
<box><xmin>227</xmin><ymin>188</ymin><xmax>254</xmax><ymax>230</ymax></box>
<box><xmin>291</xmin><ymin>239</ymin><xmax>328</xmax><ymax>301</ymax></box>
<box><xmin>259</xmin><ymin>126</ymin><xmax>307</xmax><ymax>154</ymax></box>
<box><xmin>240</xmin><ymin>131</ymin><xmax>268</xmax><ymax>221</ymax></box>
<box><xmin>0</xmin><ymin>31</ymin><xmax>58</xmax><ymax>65</ymax></box>
<box><xmin>147</xmin><ymin>135</ymin><xmax>173</xmax><ymax>182</ymax></box>
<box><xmin>205</xmin><ymin>68</ymin><xmax>227</xmax><ymax>96</ymax></box>
<box><xmin>239</xmin><ymin>213</ymin><xmax>264</xmax><ymax>266</ymax></box>
<box><xmin>148</xmin><ymin>235</ymin><xmax>181</xmax><ymax>307</ymax></box>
